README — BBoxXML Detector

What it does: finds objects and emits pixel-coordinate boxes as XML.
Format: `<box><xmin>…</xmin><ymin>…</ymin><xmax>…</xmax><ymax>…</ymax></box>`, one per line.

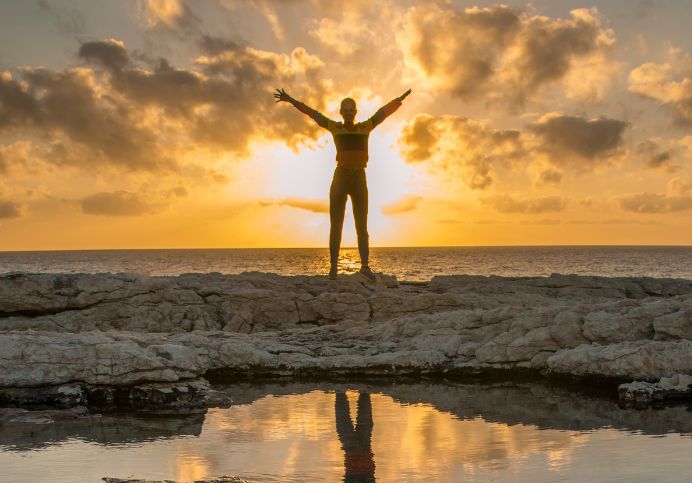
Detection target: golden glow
<box><xmin>188</xmin><ymin>390</ymin><xmax>591</xmax><ymax>481</ymax></box>
<box><xmin>1</xmin><ymin>1</ymin><xmax>692</xmax><ymax>250</ymax></box>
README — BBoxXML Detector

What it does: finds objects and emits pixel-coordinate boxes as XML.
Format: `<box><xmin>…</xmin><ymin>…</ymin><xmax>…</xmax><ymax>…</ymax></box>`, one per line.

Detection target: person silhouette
<box><xmin>335</xmin><ymin>391</ymin><xmax>376</xmax><ymax>482</ymax></box>
<box><xmin>274</xmin><ymin>87</ymin><xmax>412</xmax><ymax>280</ymax></box>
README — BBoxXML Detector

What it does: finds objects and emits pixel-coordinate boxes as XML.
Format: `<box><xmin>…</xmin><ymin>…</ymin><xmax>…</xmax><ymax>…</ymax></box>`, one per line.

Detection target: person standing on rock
<box><xmin>274</xmin><ymin>87</ymin><xmax>412</xmax><ymax>281</ymax></box>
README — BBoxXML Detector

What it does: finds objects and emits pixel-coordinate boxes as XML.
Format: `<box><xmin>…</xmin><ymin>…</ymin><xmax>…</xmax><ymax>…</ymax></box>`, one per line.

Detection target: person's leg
<box><xmin>329</xmin><ymin>168</ymin><xmax>348</xmax><ymax>276</ymax></box>
<box><xmin>351</xmin><ymin>169</ymin><xmax>372</xmax><ymax>272</ymax></box>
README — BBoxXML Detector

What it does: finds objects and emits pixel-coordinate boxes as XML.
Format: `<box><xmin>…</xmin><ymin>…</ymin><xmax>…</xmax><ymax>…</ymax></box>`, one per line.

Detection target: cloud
<box><xmin>399</xmin><ymin>113</ymin><xmax>524</xmax><ymax>190</ymax></box>
<box><xmin>0</xmin><ymin>36</ymin><xmax>333</xmax><ymax>177</ymax></box>
<box><xmin>0</xmin><ymin>200</ymin><xmax>21</xmax><ymax>219</ymax></box>
<box><xmin>0</xmin><ymin>71</ymin><xmax>41</xmax><ymax>129</ymax></box>
<box><xmin>78</xmin><ymin>38</ymin><xmax>130</xmax><ymax>71</ymax></box>
<box><xmin>628</xmin><ymin>49</ymin><xmax>692</xmax><ymax>125</ymax></box>
<box><xmin>399</xmin><ymin>111</ymin><xmax>629</xmax><ymax>188</ymax></box>
<box><xmin>400</xmin><ymin>4</ymin><xmax>616</xmax><ymax>105</ymax></box>
<box><xmin>260</xmin><ymin>197</ymin><xmax>329</xmax><ymax>213</ymax></box>
<box><xmin>619</xmin><ymin>178</ymin><xmax>692</xmax><ymax>213</ymax></box>
<box><xmin>529</xmin><ymin>113</ymin><xmax>628</xmax><ymax>169</ymax></box>
<box><xmin>636</xmin><ymin>139</ymin><xmax>680</xmax><ymax>172</ymax></box>
<box><xmin>536</xmin><ymin>169</ymin><xmax>563</xmax><ymax>186</ymax></box>
<box><xmin>381</xmin><ymin>195</ymin><xmax>422</xmax><ymax>215</ymax></box>
<box><xmin>0</xmin><ymin>65</ymin><xmax>167</xmax><ymax>172</ymax></box>
<box><xmin>619</xmin><ymin>193</ymin><xmax>692</xmax><ymax>213</ymax></box>
<box><xmin>137</xmin><ymin>0</ymin><xmax>199</xmax><ymax>31</ymax></box>
<box><xmin>80</xmin><ymin>191</ymin><xmax>165</xmax><ymax>216</ymax></box>
<box><xmin>482</xmin><ymin>194</ymin><xmax>567</xmax><ymax>213</ymax></box>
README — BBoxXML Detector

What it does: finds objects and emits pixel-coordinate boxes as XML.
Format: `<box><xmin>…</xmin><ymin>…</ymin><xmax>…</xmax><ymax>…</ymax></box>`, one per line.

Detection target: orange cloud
<box><xmin>399</xmin><ymin>113</ymin><xmax>524</xmax><ymax>190</ymax></box>
<box><xmin>400</xmin><ymin>4</ymin><xmax>616</xmax><ymax>105</ymax></box>
<box><xmin>260</xmin><ymin>197</ymin><xmax>329</xmax><ymax>213</ymax></box>
<box><xmin>629</xmin><ymin>49</ymin><xmax>692</xmax><ymax>125</ymax></box>
<box><xmin>381</xmin><ymin>195</ymin><xmax>422</xmax><ymax>215</ymax></box>
<box><xmin>482</xmin><ymin>194</ymin><xmax>568</xmax><ymax>214</ymax></box>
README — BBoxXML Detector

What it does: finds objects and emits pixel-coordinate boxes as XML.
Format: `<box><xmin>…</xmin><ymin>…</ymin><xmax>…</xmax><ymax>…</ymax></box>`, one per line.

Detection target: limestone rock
<box><xmin>0</xmin><ymin>272</ymin><xmax>690</xmax><ymax>400</ymax></box>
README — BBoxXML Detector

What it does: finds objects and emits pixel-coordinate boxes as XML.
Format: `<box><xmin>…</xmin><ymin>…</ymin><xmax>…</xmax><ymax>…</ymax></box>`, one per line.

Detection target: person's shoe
<box><xmin>359</xmin><ymin>265</ymin><xmax>376</xmax><ymax>282</ymax></box>
<box><xmin>328</xmin><ymin>265</ymin><xmax>338</xmax><ymax>280</ymax></box>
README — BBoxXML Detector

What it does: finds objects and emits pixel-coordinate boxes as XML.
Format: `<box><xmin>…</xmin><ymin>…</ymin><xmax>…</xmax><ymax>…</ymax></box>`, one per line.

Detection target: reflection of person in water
<box><xmin>335</xmin><ymin>391</ymin><xmax>376</xmax><ymax>482</ymax></box>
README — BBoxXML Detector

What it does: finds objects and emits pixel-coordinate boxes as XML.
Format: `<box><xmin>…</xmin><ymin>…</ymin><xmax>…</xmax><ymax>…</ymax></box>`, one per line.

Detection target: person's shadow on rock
<box><xmin>335</xmin><ymin>391</ymin><xmax>376</xmax><ymax>482</ymax></box>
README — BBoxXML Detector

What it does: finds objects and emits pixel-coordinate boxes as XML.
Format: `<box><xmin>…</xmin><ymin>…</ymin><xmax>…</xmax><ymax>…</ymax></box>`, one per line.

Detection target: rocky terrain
<box><xmin>0</xmin><ymin>271</ymin><xmax>690</xmax><ymax>409</ymax></box>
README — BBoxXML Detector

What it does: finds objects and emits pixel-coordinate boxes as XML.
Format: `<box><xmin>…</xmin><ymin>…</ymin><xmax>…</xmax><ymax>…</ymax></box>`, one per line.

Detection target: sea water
<box><xmin>1</xmin><ymin>246</ymin><xmax>691</xmax><ymax>280</ymax></box>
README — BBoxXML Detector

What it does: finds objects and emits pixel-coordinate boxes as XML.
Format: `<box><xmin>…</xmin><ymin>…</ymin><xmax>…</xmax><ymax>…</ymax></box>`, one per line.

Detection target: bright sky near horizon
<box><xmin>1</xmin><ymin>0</ymin><xmax>692</xmax><ymax>249</ymax></box>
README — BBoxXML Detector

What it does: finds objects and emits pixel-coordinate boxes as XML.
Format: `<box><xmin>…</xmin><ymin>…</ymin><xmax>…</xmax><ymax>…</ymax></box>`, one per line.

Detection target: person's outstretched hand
<box><xmin>396</xmin><ymin>89</ymin><xmax>412</xmax><ymax>102</ymax></box>
<box><xmin>274</xmin><ymin>88</ymin><xmax>293</xmax><ymax>103</ymax></box>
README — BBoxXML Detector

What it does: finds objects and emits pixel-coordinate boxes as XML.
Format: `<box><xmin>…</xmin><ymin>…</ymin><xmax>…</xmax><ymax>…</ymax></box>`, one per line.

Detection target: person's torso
<box><xmin>328</xmin><ymin>120</ymin><xmax>374</xmax><ymax>168</ymax></box>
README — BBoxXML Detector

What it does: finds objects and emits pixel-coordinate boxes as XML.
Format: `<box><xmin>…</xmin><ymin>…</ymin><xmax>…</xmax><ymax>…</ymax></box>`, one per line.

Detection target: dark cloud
<box><xmin>1</xmin><ymin>36</ymin><xmax>331</xmax><ymax>173</ymax></box>
<box><xmin>399</xmin><ymin>114</ymin><xmax>524</xmax><ymax>190</ymax></box>
<box><xmin>21</xmin><ymin>66</ymin><xmax>165</xmax><ymax>171</ymax></box>
<box><xmin>536</xmin><ymin>169</ymin><xmax>563</xmax><ymax>185</ymax></box>
<box><xmin>636</xmin><ymin>140</ymin><xmax>681</xmax><ymax>172</ymax></box>
<box><xmin>198</xmin><ymin>35</ymin><xmax>244</xmax><ymax>57</ymax></box>
<box><xmin>0</xmin><ymin>200</ymin><xmax>21</xmax><ymax>219</ymax></box>
<box><xmin>400</xmin><ymin>112</ymin><xmax>628</xmax><ymax>188</ymax></box>
<box><xmin>0</xmin><ymin>72</ymin><xmax>41</xmax><ymax>129</ymax></box>
<box><xmin>619</xmin><ymin>193</ymin><xmax>692</xmax><ymax>213</ymax></box>
<box><xmin>75</xmin><ymin>37</ymin><xmax>329</xmax><ymax>154</ymax></box>
<box><xmin>78</xmin><ymin>39</ymin><xmax>130</xmax><ymax>71</ymax></box>
<box><xmin>402</xmin><ymin>5</ymin><xmax>615</xmax><ymax>104</ymax></box>
<box><xmin>381</xmin><ymin>195</ymin><xmax>421</xmax><ymax>215</ymax></box>
<box><xmin>403</xmin><ymin>4</ymin><xmax>520</xmax><ymax>98</ymax></box>
<box><xmin>530</xmin><ymin>114</ymin><xmax>628</xmax><ymax>167</ymax></box>
<box><xmin>482</xmin><ymin>194</ymin><xmax>567</xmax><ymax>213</ymax></box>
<box><xmin>511</xmin><ymin>10</ymin><xmax>610</xmax><ymax>94</ymax></box>
<box><xmin>260</xmin><ymin>197</ymin><xmax>329</xmax><ymax>213</ymax></box>
<box><xmin>80</xmin><ymin>191</ymin><xmax>161</xmax><ymax>216</ymax></box>
<box><xmin>647</xmin><ymin>152</ymin><xmax>677</xmax><ymax>171</ymax></box>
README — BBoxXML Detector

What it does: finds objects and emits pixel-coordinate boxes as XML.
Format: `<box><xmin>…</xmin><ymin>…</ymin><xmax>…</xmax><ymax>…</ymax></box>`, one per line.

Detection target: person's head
<box><xmin>340</xmin><ymin>97</ymin><xmax>357</xmax><ymax>123</ymax></box>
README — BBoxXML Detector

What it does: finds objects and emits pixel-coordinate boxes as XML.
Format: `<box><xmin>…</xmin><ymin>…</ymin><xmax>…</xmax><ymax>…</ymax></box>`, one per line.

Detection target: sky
<box><xmin>1</xmin><ymin>0</ymin><xmax>691</xmax><ymax>250</ymax></box>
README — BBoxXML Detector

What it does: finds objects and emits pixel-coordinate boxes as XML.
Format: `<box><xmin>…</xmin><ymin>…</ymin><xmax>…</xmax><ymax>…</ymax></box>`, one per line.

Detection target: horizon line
<box><xmin>1</xmin><ymin>244</ymin><xmax>692</xmax><ymax>253</ymax></box>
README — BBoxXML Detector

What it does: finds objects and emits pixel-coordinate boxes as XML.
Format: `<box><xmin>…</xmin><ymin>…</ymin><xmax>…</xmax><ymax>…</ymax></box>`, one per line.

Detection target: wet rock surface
<box><xmin>1</xmin><ymin>272</ymin><xmax>691</xmax><ymax>408</ymax></box>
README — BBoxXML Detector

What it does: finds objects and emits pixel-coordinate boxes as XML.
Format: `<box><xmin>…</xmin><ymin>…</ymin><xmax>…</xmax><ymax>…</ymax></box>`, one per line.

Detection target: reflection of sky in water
<box><xmin>1</xmin><ymin>388</ymin><xmax>692</xmax><ymax>482</ymax></box>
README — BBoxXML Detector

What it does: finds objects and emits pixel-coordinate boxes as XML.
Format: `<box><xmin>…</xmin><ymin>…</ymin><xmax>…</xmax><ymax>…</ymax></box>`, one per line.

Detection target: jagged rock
<box><xmin>0</xmin><ymin>272</ymin><xmax>690</xmax><ymax>404</ymax></box>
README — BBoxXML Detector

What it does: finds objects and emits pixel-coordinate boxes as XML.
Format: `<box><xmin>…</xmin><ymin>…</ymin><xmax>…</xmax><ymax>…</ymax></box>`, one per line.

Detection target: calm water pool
<box><xmin>1</xmin><ymin>382</ymin><xmax>690</xmax><ymax>482</ymax></box>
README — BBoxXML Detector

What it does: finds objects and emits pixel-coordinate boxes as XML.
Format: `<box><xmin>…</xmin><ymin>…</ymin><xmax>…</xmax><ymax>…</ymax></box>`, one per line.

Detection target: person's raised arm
<box><xmin>274</xmin><ymin>88</ymin><xmax>330</xmax><ymax>129</ymax></box>
<box><xmin>369</xmin><ymin>89</ymin><xmax>412</xmax><ymax>128</ymax></box>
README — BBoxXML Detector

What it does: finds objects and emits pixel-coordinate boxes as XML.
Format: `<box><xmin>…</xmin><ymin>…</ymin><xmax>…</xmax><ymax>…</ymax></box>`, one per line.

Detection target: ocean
<box><xmin>1</xmin><ymin>246</ymin><xmax>691</xmax><ymax>280</ymax></box>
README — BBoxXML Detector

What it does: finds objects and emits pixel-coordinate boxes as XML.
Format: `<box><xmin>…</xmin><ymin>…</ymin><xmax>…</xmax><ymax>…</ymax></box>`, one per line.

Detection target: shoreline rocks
<box><xmin>1</xmin><ymin>272</ymin><xmax>691</xmax><ymax>409</ymax></box>
<box><xmin>618</xmin><ymin>373</ymin><xmax>692</xmax><ymax>408</ymax></box>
